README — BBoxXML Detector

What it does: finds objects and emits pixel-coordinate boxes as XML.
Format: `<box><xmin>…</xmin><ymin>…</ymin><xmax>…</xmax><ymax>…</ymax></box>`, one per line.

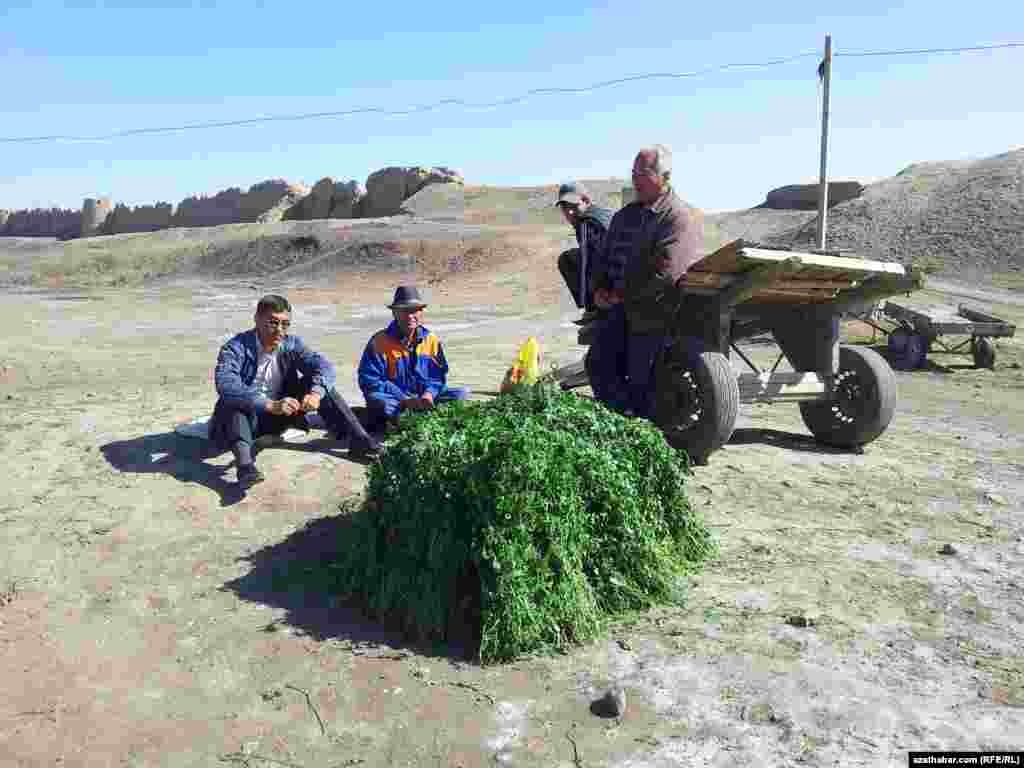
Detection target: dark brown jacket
<box><xmin>593</xmin><ymin>189</ymin><xmax>704</xmax><ymax>333</ymax></box>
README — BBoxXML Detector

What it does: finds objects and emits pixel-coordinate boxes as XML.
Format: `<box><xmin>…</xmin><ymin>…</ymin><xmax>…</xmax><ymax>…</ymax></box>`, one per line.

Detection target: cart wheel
<box><xmin>800</xmin><ymin>345</ymin><xmax>897</xmax><ymax>448</ymax></box>
<box><xmin>888</xmin><ymin>328</ymin><xmax>926</xmax><ymax>370</ymax></box>
<box><xmin>972</xmin><ymin>337</ymin><xmax>995</xmax><ymax>369</ymax></box>
<box><xmin>653</xmin><ymin>351</ymin><xmax>739</xmax><ymax>466</ymax></box>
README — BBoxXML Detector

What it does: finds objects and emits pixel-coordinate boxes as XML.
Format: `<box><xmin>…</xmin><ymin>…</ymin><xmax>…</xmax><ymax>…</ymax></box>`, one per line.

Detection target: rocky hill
<box><xmin>3</xmin><ymin>148</ymin><xmax>1020</xmax><ymax>290</ymax></box>
<box><xmin>711</xmin><ymin>148</ymin><xmax>1023</xmax><ymax>281</ymax></box>
<box><xmin>0</xmin><ymin>166</ymin><xmax>463</xmax><ymax>240</ymax></box>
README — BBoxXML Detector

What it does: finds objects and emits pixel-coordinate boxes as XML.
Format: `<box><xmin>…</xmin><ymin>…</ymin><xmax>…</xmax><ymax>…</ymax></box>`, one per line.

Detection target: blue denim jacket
<box><xmin>213</xmin><ymin>329</ymin><xmax>336</xmax><ymax>415</ymax></box>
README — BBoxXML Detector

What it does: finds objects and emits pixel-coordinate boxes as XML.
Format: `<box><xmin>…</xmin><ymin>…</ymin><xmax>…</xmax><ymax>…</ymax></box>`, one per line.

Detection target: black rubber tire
<box><xmin>972</xmin><ymin>337</ymin><xmax>995</xmax><ymax>369</ymax></box>
<box><xmin>654</xmin><ymin>351</ymin><xmax>739</xmax><ymax>466</ymax></box>
<box><xmin>800</xmin><ymin>345</ymin><xmax>897</xmax><ymax>448</ymax></box>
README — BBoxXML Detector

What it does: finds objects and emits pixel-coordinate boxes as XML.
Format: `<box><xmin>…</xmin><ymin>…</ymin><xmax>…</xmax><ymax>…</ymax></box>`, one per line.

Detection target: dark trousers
<box><xmin>212</xmin><ymin>373</ymin><xmax>372</xmax><ymax>450</ymax></box>
<box><xmin>588</xmin><ymin>306</ymin><xmax>704</xmax><ymax>420</ymax></box>
<box><xmin>558</xmin><ymin>247</ymin><xmax>592</xmax><ymax>310</ymax></box>
<box><xmin>587</xmin><ymin>305</ymin><xmax>629</xmax><ymax>413</ymax></box>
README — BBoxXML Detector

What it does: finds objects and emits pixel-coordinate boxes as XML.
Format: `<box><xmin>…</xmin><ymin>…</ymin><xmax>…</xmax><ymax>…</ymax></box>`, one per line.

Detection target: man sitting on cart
<box><xmin>554</xmin><ymin>181</ymin><xmax>614</xmax><ymax>326</ymax></box>
<box><xmin>587</xmin><ymin>144</ymin><xmax>705</xmax><ymax>419</ymax></box>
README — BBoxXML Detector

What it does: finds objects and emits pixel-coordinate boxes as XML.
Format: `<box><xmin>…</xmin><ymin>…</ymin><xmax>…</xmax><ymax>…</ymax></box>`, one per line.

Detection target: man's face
<box><xmin>558</xmin><ymin>202</ymin><xmax>579</xmax><ymax>228</ymax></box>
<box><xmin>394</xmin><ymin>306</ymin><xmax>425</xmax><ymax>337</ymax></box>
<box><xmin>255</xmin><ymin>310</ymin><xmax>291</xmax><ymax>351</ymax></box>
<box><xmin>632</xmin><ymin>151</ymin><xmax>665</xmax><ymax>205</ymax></box>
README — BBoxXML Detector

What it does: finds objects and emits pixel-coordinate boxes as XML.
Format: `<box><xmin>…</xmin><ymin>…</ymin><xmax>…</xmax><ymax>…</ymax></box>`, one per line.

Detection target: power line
<box><xmin>835</xmin><ymin>41</ymin><xmax>1024</xmax><ymax>58</ymax></box>
<box><xmin>2</xmin><ymin>41</ymin><xmax>1021</xmax><ymax>145</ymax></box>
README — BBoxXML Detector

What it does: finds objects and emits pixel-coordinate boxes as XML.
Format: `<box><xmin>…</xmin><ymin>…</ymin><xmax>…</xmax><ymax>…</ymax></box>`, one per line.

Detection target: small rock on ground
<box><xmin>591</xmin><ymin>687</ymin><xmax>627</xmax><ymax>718</ymax></box>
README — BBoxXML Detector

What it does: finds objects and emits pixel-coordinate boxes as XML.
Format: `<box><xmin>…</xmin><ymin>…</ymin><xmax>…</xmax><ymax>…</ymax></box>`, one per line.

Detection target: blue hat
<box><xmin>388</xmin><ymin>285</ymin><xmax>427</xmax><ymax>310</ymax></box>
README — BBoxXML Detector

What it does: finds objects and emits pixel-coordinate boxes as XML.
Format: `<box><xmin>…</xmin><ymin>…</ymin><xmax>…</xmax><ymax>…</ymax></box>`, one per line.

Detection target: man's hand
<box><xmin>300</xmin><ymin>392</ymin><xmax>322</xmax><ymax>413</ymax></box>
<box><xmin>267</xmin><ymin>398</ymin><xmax>301</xmax><ymax>416</ymax></box>
<box><xmin>594</xmin><ymin>288</ymin><xmax>623</xmax><ymax>309</ymax></box>
<box><xmin>400</xmin><ymin>395</ymin><xmax>434</xmax><ymax>412</ymax></box>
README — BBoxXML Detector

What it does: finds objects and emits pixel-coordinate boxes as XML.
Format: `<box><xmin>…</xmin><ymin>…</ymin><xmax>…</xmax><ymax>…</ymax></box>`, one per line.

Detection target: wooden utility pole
<box><xmin>816</xmin><ymin>34</ymin><xmax>833</xmax><ymax>250</ymax></box>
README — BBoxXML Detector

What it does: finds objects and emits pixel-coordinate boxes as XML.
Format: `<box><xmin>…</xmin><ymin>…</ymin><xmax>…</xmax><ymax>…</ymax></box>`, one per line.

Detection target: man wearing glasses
<box><xmin>586</xmin><ymin>144</ymin><xmax>705</xmax><ymax>420</ymax></box>
<box><xmin>209</xmin><ymin>294</ymin><xmax>384</xmax><ymax>489</ymax></box>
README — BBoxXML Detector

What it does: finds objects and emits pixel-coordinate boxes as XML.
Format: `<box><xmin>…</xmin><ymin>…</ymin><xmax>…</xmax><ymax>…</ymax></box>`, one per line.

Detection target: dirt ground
<box><xmin>1</xmin><ymin>237</ymin><xmax>1023</xmax><ymax>767</ymax></box>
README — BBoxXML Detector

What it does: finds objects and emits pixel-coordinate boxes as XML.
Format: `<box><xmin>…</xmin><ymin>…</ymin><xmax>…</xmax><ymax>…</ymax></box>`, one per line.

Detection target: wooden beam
<box><xmin>681</xmin><ymin>273</ymin><xmax>858</xmax><ymax>291</ymax></box>
<box><xmin>719</xmin><ymin>256</ymin><xmax>804</xmax><ymax>308</ymax></box>
<box><xmin>958</xmin><ymin>305</ymin><xmax>1011</xmax><ymax>326</ymax></box>
<box><xmin>752</xmin><ymin>287</ymin><xmax>841</xmax><ymax>301</ymax></box>
<box><xmin>831</xmin><ymin>270</ymin><xmax>927</xmax><ymax>314</ymax></box>
<box><xmin>773</xmin><ymin>279</ymin><xmax>859</xmax><ymax>291</ymax></box>
<box><xmin>738</xmin><ymin>246</ymin><xmax>907</xmax><ymax>276</ymax></box>
<box><xmin>738</xmin><ymin>372</ymin><xmax>827</xmax><ymax>404</ymax></box>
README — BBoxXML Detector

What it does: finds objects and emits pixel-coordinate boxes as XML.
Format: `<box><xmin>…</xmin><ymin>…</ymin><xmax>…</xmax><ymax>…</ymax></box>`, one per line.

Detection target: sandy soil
<box><xmin>1</xmin><ymin>242</ymin><xmax>1022</xmax><ymax>766</ymax></box>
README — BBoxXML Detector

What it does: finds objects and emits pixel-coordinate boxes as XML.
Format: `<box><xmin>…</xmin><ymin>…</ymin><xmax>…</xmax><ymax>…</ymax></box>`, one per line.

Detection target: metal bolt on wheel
<box><xmin>800</xmin><ymin>345</ymin><xmax>897</xmax><ymax>448</ymax></box>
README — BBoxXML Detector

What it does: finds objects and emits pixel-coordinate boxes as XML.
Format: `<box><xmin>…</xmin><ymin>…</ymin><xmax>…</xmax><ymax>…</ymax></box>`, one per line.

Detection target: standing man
<box><xmin>210</xmin><ymin>294</ymin><xmax>384</xmax><ymax>489</ymax></box>
<box><xmin>554</xmin><ymin>182</ymin><xmax>614</xmax><ymax>324</ymax></box>
<box><xmin>587</xmin><ymin>144</ymin><xmax>705</xmax><ymax>419</ymax></box>
<box><xmin>358</xmin><ymin>286</ymin><xmax>469</xmax><ymax>432</ymax></box>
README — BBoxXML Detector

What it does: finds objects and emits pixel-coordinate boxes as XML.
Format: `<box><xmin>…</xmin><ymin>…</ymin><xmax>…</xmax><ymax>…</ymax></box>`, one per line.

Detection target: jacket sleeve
<box><xmin>422</xmin><ymin>340</ymin><xmax>450</xmax><ymax>399</ymax></box>
<box><xmin>291</xmin><ymin>335</ymin><xmax>336</xmax><ymax>397</ymax></box>
<box><xmin>630</xmin><ymin>206</ymin><xmax>704</xmax><ymax>300</ymax></box>
<box><xmin>591</xmin><ymin>209</ymin><xmax>626</xmax><ymax>293</ymax></box>
<box><xmin>358</xmin><ymin>339</ymin><xmax>411</xmax><ymax>402</ymax></box>
<box><xmin>582</xmin><ymin>217</ymin><xmax>607</xmax><ymax>284</ymax></box>
<box><xmin>214</xmin><ymin>339</ymin><xmax>267</xmax><ymax>414</ymax></box>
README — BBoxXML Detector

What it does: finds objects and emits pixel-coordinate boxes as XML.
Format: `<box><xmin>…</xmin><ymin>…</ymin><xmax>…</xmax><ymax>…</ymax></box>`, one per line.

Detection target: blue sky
<box><xmin>2</xmin><ymin>0</ymin><xmax>1022</xmax><ymax>213</ymax></box>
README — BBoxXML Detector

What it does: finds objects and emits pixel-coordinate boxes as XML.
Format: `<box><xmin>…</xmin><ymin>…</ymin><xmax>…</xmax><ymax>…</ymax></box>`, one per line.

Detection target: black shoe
<box><xmin>237</xmin><ymin>463</ymin><xmax>265</xmax><ymax>489</ymax></box>
<box><xmin>573</xmin><ymin>309</ymin><xmax>599</xmax><ymax>326</ymax></box>
<box><xmin>350</xmin><ymin>437</ymin><xmax>386</xmax><ymax>461</ymax></box>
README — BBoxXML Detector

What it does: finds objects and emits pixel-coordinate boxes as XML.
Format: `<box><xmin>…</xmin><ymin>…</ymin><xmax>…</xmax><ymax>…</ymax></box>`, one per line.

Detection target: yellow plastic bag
<box><xmin>500</xmin><ymin>337</ymin><xmax>542</xmax><ymax>393</ymax></box>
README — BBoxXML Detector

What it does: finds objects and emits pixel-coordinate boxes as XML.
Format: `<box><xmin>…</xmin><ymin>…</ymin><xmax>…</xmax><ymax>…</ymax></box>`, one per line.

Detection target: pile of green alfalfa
<box><xmin>331</xmin><ymin>382</ymin><xmax>716</xmax><ymax>663</ymax></box>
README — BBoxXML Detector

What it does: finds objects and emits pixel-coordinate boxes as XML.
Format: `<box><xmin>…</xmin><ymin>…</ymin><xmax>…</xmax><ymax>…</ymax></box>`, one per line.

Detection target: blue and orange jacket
<box><xmin>358</xmin><ymin>321</ymin><xmax>450</xmax><ymax>403</ymax></box>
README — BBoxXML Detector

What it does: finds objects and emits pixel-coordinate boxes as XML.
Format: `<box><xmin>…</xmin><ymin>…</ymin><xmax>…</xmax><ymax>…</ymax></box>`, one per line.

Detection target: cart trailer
<box><xmin>553</xmin><ymin>239</ymin><xmax>925</xmax><ymax>464</ymax></box>
<box><xmin>878</xmin><ymin>300</ymin><xmax>1016</xmax><ymax>370</ymax></box>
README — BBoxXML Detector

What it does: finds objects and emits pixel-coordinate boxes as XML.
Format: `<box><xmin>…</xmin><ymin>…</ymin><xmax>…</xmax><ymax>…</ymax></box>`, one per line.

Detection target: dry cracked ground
<box><xmin>1</xmin><ymin>231</ymin><xmax>1023</xmax><ymax>767</ymax></box>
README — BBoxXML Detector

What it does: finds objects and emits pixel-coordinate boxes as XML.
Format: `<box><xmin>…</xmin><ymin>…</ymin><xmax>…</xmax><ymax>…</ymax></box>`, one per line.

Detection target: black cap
<box><xmin>554</xmin><ymin>181</ymin><xmax>587</xmax><ymax>207</ymax></box>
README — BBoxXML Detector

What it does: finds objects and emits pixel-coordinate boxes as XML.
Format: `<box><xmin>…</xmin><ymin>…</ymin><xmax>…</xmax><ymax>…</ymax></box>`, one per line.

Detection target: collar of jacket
<box><xmin>577</xmin><ymin>205</ymin><xmax>614</xmax><ymax>230</ymax></box>
<box><xmin>642</xmin><ymin>188</ymin><xmax>676</xmax><ymax>213</ymax></box>
<box><xmin>244</xmin><ymin>328</ymin><xmax>294</xmax><ymax>356</ymax></box>
<box><xmin>386</xmin><ymin>320</ymin><xmax>429</xmax><ymax>346</ymax></box>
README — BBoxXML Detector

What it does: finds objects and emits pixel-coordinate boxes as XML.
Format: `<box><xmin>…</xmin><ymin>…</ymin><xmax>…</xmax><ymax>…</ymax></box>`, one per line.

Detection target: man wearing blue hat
<box><xmin>358</xmin><ymin>286</ymin><xmax>470</xmax><ymax>431</ymax></box>
<box><xmin>555</xmin><ymin>181</ymin><xmax>614</xmax><ymax>325</ymax></box>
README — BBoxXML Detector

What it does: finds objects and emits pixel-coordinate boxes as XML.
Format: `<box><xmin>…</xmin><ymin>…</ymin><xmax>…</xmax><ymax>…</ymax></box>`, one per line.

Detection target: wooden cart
<box><xmin>875</xmin><ymin>300</ymin><xmax>1016</xmax><ymax>370</ymax></box>
<box><xmin>554</xmin><ymin>239</ymin><xmax>925</xmax><ymax>464</ymax></box>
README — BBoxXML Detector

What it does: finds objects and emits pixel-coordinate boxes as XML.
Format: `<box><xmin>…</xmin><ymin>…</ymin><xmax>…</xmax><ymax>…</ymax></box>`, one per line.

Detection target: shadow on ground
<box><xmin>100</xmin><ymin>429</ymin><xmax>379</xmax><ymax>508</ymax></box>
<box><xmin>728</xmin><ymin>427</ymin><xmax>861</xmax><ymax>455</ymax></box>
<box><xmin>221</xmin><ymin>509</ymin><xmax>481</xmax><ymax>664</ymax></box>
<box><xmin>100</xmin><ymin>431</ymin><xmax>249</xmax><ymax>506</ymax></box>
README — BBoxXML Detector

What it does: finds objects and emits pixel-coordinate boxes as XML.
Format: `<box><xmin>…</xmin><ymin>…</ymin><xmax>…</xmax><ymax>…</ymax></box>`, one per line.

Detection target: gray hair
<box><xmin>639</xmin><ymin>144</ymin><xmax>673</xmax><ymax>181</ymax></box>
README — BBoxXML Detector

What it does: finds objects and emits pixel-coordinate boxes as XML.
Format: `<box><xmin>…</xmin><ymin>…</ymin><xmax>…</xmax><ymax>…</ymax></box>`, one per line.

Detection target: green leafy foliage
<box><xmin>331</xmin><ymin>382</ymin><xmax>716</xmax><ymax>664</ymax></box>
